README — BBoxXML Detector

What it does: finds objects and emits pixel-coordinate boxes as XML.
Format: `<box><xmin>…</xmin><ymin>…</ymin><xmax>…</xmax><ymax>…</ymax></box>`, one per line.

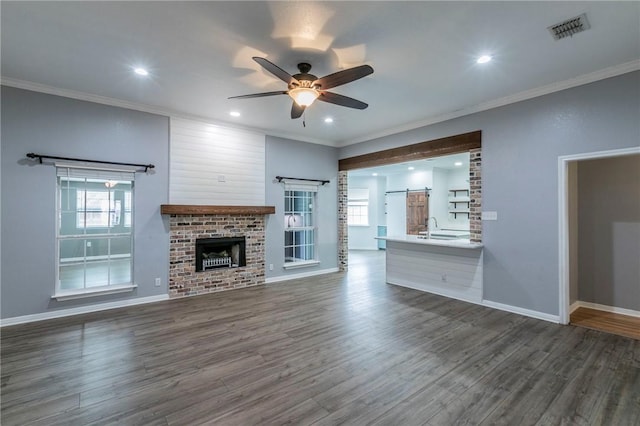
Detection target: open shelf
<box><xmin>448</xmin><ymin>189</ymin><xmax>470</xmax><ymax>218</ymax></box>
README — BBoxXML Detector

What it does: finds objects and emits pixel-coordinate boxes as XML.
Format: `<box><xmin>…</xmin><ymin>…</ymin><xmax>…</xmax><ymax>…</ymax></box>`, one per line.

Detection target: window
<box><xmin>284</xmin><ymin>190</ymin><xmax>317</xmax><ymax>266</ymax></box>
<box><xmin>76</xmin><ymin>190</ymin><xmax>121</xmax><ymax>228</ymax></box>
<box><xmin>348</xmin><ymin>188</ymin><xmax>369</xmax><ymax>226</ymax></box>
<box><xmin>56</xmin><ymin>167</ymin><xmax>135</xmax><ymax>297</ymax></box>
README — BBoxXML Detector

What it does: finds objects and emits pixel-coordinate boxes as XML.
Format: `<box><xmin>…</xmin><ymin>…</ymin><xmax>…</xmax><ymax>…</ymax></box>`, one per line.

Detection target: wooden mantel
<box><xmin>160</xmin><ymin>205</ymin><xmax>276</xmax><ymax>215</ymax></box>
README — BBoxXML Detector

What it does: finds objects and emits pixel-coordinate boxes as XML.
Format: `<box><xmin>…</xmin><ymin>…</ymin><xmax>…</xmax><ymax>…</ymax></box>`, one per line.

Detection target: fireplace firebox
<box><xmin>195</xmin><ymin>237</ymin><xmax>246</xmax><ymax>272</ymax></box>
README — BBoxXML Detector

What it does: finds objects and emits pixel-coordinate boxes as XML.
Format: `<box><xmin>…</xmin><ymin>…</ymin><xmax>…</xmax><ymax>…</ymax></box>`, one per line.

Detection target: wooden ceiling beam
<box><xmin>338</xmin><ymin>130</ymin><xmax>481</xmax><ymax>171</ymax></box>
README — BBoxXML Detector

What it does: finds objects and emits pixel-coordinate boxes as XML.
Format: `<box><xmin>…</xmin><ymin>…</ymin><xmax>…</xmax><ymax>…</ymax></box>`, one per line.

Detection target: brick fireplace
<box><xmin>162</xmin><ymin>205</ymin><xmax>275</xmax><ymax>298</ymax></box>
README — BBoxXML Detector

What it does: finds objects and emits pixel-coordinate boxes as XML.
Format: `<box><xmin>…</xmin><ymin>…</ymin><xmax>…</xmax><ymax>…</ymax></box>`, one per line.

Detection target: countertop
<box><xmin>418</xmin><ymin>229</ymin><xmax>471</xmax><ymax>238</ymax></box>
<box><xmin>375</xmin><ymin>235</ymin><xmax>483</xmax><ymax>249</ymax></box>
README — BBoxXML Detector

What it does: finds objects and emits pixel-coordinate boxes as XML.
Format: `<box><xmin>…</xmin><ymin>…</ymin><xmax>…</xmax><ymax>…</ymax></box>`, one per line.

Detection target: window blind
<box><xmin>56</xmin><ymin>164</ymin><xmax>136</xmax><ymax>181</ymax></box>
<box><xmin>282</xmin><ymin>179</ymin><xmax>321</xmax><ymax>192</ymax></box>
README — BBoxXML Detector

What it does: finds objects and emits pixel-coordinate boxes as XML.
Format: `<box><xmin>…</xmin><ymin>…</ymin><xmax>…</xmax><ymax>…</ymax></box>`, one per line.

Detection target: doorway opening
<box><xmin>337</xmin><ymin>131</ymin><xmax>481</xmax><ymax>270</ymax></box>
<box><xmin>558</xmin><ymin>147</ymin><xmax>640</xmax><ymax>335</ymax></box>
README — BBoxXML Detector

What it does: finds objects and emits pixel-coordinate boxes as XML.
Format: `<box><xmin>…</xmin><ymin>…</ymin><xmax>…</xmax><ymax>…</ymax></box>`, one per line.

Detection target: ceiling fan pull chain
<box><xmin>303</xmin><ymin>110</ymin><xmax>306</xmax><ymax>127</ymax></box>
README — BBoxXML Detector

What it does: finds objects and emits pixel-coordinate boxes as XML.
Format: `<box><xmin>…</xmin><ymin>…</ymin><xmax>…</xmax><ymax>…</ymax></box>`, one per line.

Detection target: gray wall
<box><xmin>1</xmin><ymin>86</ymin><xmax>170</xmax><ymax>319</ymax></box>
<box><xmin>347</xmin><ymin>175</ymin><xmax>385</xmax><ymax>250</ymax></box>
<box><xmin>339</xmin><ymin>71</ymin><xmax>640</xmax><ymax>316</ymax></box>
<box><xmin>265</xmin><ymin>136</ymin><xmax>338</xmax><ymax>279</ymax></box>
<box><xmin>577</xmin><ymin>154</ymin><xmax>640</xmax><ymax>311</ymax></box>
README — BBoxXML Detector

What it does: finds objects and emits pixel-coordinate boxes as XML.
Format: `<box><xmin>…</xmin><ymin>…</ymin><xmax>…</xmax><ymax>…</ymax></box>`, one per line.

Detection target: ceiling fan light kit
<box><xmin>288</xmin><ymin>87</ymin><xmax>319</xmax><ymax>107</ymax></box>
<box><xmin>229</xmin><ymin>57</ymin><xmax>373</xmax><ymax>120</ymax></box>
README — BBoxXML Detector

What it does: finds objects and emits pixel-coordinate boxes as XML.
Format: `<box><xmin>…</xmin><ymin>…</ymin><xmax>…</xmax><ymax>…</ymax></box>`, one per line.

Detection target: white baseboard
<box><xmin>482</xmin><ymin>299</ymin><xmax>561</xmax><ymax>324</ymax></box>
<box><xmin>570</xmin><ymin>301</ymin><xmax>582</xmax><ymax>314</ymax></box>
<box><xmin>572</xmin><ymin>301</ymin><xmax>640</xmax><ymax>318</ymax></box>
<box><xmin>0</xmin><ymin>294</ymin><xmax>170</xmax><ymax>327</ymax></box>
<box><xmin>386</xmin><ymin>280</ymin><xmax>560</xmax><ymax>324</ymax></box>
<box><xmin>265</xmin><ymin>267</ymin><xmax>340</xmax><ymax>284</ymax></box>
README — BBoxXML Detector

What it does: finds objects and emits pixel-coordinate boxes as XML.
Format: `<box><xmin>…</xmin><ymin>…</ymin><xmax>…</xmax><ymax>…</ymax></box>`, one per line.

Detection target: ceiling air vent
<box><xmin>548</xmin><ymin>13</ymin><xmax>590</xmax><ymax>40</ymax></box>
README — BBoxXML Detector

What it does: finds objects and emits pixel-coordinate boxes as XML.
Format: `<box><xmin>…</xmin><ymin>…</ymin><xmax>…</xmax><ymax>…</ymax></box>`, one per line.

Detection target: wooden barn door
<box><xmin>406</xmin><ymin>191</ymin><xmax>428</xmax><ymax>235</ymax></box>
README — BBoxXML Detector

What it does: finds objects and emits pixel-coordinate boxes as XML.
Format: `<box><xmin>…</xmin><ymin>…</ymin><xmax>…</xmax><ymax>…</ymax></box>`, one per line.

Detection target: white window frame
<box><xmin>282</xmin><ymin>180</ymin><xmax>320</xmax><ymax>269</ymax></box>
<box><xmin>348</xmin><ymin>188</ymin><xmax>370</xmax><ymax>226</ymax></box>
<box><xmin>54</xmin><ymin>166</ymin><xmax>137</xmax><ymax>300</ymax></box>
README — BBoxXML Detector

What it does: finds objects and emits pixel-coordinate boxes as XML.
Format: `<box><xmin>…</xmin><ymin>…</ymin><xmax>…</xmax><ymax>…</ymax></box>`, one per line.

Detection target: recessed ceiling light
<box><xmin>476</xmin><ymin>55</ymin><xmax>492</xmax><ymax>64</ymax></box>
<box><xmin>408</xmin><ymin>166</ymin><xmax>415</xmax><ymax>171</ymax></box>
<box><xmin>229</xmin><ymin>111</ymin><xmax>241</xmax><ymax>117</ymax></box>
<box><xmin>133</xmin><ymin>67</ymin><xmax>149</xmax><ymax>76</ymax></box>
<box><xmin>454</xmin><ymin>161</ymin><xmax>463</xmax><ymax>166</ymax></box>
<box><xmin>372</xmin><ymin>173</ymin><xmax>378</xmax><ymax>176</ymax></box>
<box><xmin>324</xmin><ymin>117</ymin><xmax>334</xmax><ymax>123</ymax></box>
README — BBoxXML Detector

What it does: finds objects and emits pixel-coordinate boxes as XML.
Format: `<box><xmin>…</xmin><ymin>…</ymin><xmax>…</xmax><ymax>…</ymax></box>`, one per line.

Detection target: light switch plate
<box><xmin>482</xmin><ymin>211</ymin><xmax>498</xmax><ymax>221</ymax></box>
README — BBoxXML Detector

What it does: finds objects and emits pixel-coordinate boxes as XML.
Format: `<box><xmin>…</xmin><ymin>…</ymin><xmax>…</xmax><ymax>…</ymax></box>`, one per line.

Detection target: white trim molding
<box><xmin>265</xmin><ymin>267</ymin><xmax>339</xmax><ymax>284</ymax></box>
<box><xmin>52</xmin><ymin>284</ymin><xmax>137</xmax><ymax>301</ymax></box>
<box><xmin>282</xmin><ymin>260</ymin><xmax>321</xmax><ymax>270</ymax></box>
<box><xmin>482</xmin><ymin>299</ymin><xmax>560</xmax><ymax>324</ymax></box>
<box><xmin>570</xmin><ymin>301</ymin><xmax>582</xmax><ymax>314</ymax></box>
<box><xmin>572</xmin><ymin>301</ymin><xmax>640</xmax><ymax>319</ymax></box>
<box><xmin>339</xmin><ymin>60</ymin><xmax>640</xmax><ymax>147</ymax></box>
<box><xmin>0</xmin><ymin>294</ymin><xmax>169</xmax><ymax>327</ymax></box>
<box><xmin>0</xmin><ymin>77</ymin><xmax>332</xmax><ymax>147</ymax></box>
<box><xmin>558</xmin><ymin>146</ymin><xmax>640</xmax><ymax>325</ymax></box>
<box><xmin>4</xmin><ymin>59</ymin><xmax>638</xmax><ymax>149</ymax></box>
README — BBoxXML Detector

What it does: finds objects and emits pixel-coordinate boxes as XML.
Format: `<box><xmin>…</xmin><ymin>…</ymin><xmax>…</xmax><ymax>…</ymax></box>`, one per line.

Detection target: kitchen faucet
<box><xmin>429</xmin><ymin>216</ymin><xmax>438</xmax><ymax>229</ymax></box>
<box><xmin>425</xmin><ymin>216</ymin><xmax>438</xmax><ymax>238</ymax></box>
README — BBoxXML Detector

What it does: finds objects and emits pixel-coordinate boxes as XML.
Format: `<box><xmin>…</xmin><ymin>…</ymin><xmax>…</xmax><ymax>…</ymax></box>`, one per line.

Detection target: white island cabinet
<box><xmin>376</xmin><ymin>235</ymin><xmax>483</xmax><ymax>304</ymax></box>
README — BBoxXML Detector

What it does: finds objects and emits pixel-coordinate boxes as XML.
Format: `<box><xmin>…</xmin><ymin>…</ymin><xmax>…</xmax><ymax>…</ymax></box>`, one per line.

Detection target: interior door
<box><xmin>406</xmin><ymin>192</ymin><xmax>428</xmax><ymax>235</ymax></box>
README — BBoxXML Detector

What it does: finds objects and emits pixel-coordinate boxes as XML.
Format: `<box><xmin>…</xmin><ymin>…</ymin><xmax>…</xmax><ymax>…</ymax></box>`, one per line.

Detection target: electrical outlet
<box><xmin>269</xmin><ymin>264</ymin><xmax>274</xmax><ymax>271</ymax></box>
<box><xmin>86</xmin><ymin>241</ymin><xmax>91</xmax><ymax>247</ymax></box>
<box><xmin>155</xmin><ymin>278</ymin><xmax>161</xmax><ymax>287</ymax></box>
<box><xmin>218</xmin><ymin>175</ymin><xmax>226</xmax><ymax>182</ymax></box>
<box><xmin>441</xmin><ymin>274</ymin><xmax>447</xmax><ymax>282</ymax></box>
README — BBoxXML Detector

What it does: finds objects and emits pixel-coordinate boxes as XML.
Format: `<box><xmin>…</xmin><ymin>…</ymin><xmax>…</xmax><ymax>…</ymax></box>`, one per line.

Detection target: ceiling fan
<box><xmin>229</xmin><ymin>57</ymin><xmax>374</xmax><ymax>119</ymax></box>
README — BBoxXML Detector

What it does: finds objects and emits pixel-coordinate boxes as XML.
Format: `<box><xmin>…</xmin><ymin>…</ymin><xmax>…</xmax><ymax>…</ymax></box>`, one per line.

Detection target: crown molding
<box><xmin>0</xmin><ymin>77</ymin><xmax>335</xmax><ymax>147</ymax></box>
<box><xmin>4</xmin><ymin>59</ymin><xmax>638</xmax><ymax>150</ymax></box>
<box><xmin>335</xmin><ymin>59</ymin><xmax>640</xmax><ymax>147</ymax></box>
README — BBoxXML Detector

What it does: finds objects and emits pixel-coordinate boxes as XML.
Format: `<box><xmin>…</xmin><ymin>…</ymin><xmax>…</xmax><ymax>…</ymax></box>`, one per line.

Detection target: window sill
<box><xmin>348</xmin><ymin>224</ymin><xmax>370</xmax><ymax>227</ymax></box>
<box><xmin>283</xmin><ymin>260</ymin><xmax>320</xmax><ymax>270</ymax></box>
<box><xmin>52</xmin><ymin>284</ymin><xmax>137</xmax><ymax>301</ymax></box>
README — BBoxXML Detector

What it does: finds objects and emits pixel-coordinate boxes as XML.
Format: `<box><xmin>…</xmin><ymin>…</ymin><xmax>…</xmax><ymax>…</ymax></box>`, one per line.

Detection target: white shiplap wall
<box><xmin>170</xmin><ymin>118</ymin><xmax>265</xmax><ymax>205</ymax></box>
<box><xmin>386</xmin><ymin>241</ymin><xmax>483</xmax><ymax>303</ymax></box>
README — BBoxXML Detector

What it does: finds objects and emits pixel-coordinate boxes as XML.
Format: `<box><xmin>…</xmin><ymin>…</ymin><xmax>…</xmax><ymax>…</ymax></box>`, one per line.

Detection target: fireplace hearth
<box><xmin>195</xmin><ymin>237</ymin><xmax>246</xmax><ymax>272</ymax></box>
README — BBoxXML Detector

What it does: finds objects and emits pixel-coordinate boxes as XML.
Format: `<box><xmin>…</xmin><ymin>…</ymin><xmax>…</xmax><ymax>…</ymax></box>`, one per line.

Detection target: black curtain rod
<box><xmin>385</xmin><ymin>187</ymin><xmax>431</xmax><ymax>194</ymax></box>
<box><xmin>276</xmin><ymin>176</ymin><xmax>329</xmax><ymax>185</ymax></box>
<box><xmin>26</xmin><ymin>153</ymin><xmax>155</xmax><ymax>172</ymax></box>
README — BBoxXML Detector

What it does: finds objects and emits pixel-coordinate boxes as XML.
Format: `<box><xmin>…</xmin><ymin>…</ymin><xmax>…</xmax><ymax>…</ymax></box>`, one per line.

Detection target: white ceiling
<box><xmin>2</xmin><ymin>1</ymin><xmax>639</xmax><ymax>147</ymax></box>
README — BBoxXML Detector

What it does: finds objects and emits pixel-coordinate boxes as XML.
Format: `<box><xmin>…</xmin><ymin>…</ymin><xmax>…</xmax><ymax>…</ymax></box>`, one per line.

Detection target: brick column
<box><xmin>469</xmin><ymin>148</ymin><xmax>482</xmax><ymax>242</ymax></box>
<box><xmin>337</xmin><ymin>170</ymin><xmax>348</xmax><ymax>271</ymax></box>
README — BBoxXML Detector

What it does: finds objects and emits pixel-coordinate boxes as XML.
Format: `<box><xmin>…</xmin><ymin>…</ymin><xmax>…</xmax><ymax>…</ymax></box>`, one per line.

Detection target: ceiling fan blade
<box><xmin>228</xmin><ymin>91</ymin><xmax>288</xmax><ymax>99</ymax></box>
<box><xmin>317</xmin><ymin>91</ymin><xmax>368</xmax><ymax>110</ymax></box>
<box><xmin>253</xmin><ymin>57</ymin><xmax>298</xmax><ymax>85</ymax></box>
<box><xmin>313</xmin><ymin>65</ymin><xmax>373</xmax><ymax>90</ymax></box>
<box><xmin>291</xmin><ymin>102</ymin><xmax>305</xmax><ymax>119</ymax></box>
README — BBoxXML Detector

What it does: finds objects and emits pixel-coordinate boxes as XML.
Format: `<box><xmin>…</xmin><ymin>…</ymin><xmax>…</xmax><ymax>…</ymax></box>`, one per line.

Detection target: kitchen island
<box><xmin>376</xmin><ymin>235</ymin><xmax>483</xmax><ymax>303</ymax></box>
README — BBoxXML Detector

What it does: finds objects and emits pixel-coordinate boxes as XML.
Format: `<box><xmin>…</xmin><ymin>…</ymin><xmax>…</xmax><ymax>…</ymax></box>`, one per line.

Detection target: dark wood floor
<box><xmin>2</xmin><ymin>250</ymin><xmax>639</xmax><ymax>425</ymax></box>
